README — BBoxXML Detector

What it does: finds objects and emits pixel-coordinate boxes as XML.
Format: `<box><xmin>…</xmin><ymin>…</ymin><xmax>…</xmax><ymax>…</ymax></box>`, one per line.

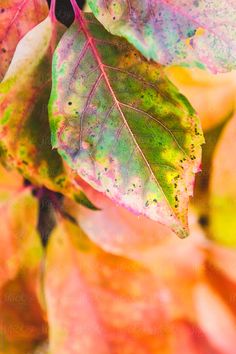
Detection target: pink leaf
<box><xmin>0</xmin><ymin>0</ymin><xmax>48</xmax><ymax>81</ymax></box>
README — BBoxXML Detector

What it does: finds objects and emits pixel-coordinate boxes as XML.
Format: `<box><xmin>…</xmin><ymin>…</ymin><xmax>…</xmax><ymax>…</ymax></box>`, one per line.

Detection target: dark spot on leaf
<box><xmin>23</xmin><ymin>179</ymin><xmax>32</xmax><ymax>187</ymax></box>
<box><xmin>56</xmin><ymin>177</ymin><xmax>66</xmax><ymax>187</ymax></box>
<box><xmin>198</xmin><ymin>214</ymin><xmax>209</xmax><ymax>227</ymax></box>
<box><xmin>187</xmin><ymin>29</ymin><xmax>196</xmax><ymax>38</ymax></box>
<box><xmin>68</xmin><ymin>101</ymin><xmax>72</xmax><ymax>105</ymax></box>
<box><xmin>32</xmin><ymin>188</ymin><xmax>38</xmax><ymax>197</ymax></box>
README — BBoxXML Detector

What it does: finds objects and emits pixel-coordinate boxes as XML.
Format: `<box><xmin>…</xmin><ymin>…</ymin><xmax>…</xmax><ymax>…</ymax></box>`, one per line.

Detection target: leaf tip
<box><xmin>73</xmin><ymin>192</ymin><xmax>100</xmax><ymax>211</ymax></box>
<box><xmin>176</xmin><ymin>225</ymin><xmax>189</xmax><ymax>239</ymax></box>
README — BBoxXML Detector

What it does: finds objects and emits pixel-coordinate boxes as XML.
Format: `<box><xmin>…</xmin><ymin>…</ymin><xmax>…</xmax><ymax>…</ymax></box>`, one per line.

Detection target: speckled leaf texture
<box><xmin>0</xmin><ymin>8</ymin><xmax>95</xmax><ymax>209</ymax></box>
<box><xmin>88</xmin><ymin>0</ymin><xmax>236</xmax><ymax>73</ymax></box>
<box><xmin>49</xmin><ymin>8</ymin><xmax>204</xmax><ymax>238</ymax></box>
<box><xmin>0</xmin><ymin>0</ymin><xmax>48</xmax><ymax>81</ymax></box>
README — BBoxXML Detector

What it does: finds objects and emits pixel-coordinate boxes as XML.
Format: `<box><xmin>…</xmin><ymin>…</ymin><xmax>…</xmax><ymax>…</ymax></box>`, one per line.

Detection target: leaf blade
<box><xmin>0</xmin><ymin>13</ymin><xmax>95</xmax><ymax>209</ymax></box>
<box><xmin>0</xmin><ymin>0</ymin><xmax>48</xmax><ymax>81</ymax></box>
<box><xmin>88</xmin><ymin>0</ymin><xmax>236</xmax><ymax>73</ymax></box>
<box><xmin>45</xmin><ymin>218</ymin><xmax>171</xmax><ymax>353</ymax></box>
<box><xmin>49</xmin><ymin>12</ymin><xmax>204</xmax><ymax>237</ymax></box>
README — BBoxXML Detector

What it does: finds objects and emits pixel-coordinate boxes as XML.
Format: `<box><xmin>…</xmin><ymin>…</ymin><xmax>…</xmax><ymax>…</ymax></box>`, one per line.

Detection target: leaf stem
<box><xmin>70</xmin><ymin>0</ymin><xmax>82</xmax><ymax>19</ymax></box>
<box><xmin>49</xmin><ymin>0</ymin><xmax>57</xmax><ymax>22</ymax></box>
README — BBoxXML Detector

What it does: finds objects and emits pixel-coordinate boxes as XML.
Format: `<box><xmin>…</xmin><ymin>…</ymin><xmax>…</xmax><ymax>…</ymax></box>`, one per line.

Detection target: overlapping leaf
<box><xmin>0</xmin><ymin>9</ymin><xmax>95</xmax><ymax>209</ymax></box>
<box><xmin>49</xmin><ymin>9</ymin><xmax>204</xmax><ymax>237</ymax></box>
<box><xmin>209</xmin><ymin>113</ymin><xmax>236</xmax><ymax>246</ymax></box>
<box><xmin>0</xmin><ymin>165</ymin><xmax>47</xmax><ymax>353</ymax></box>
<box><xmin>166</xmin><ymin>67</ymin><xmax>236</xmax><ymax>131</ymax></box>
<box><xmin>43</xmin><ymin>212</ymin><xmax>236</xmax><ymax>354</ymax></box>
<box><xmin>43</xmin><ymin>218</ymin><xmax>183</xmax><ymax>353</ymax></box>
<box><xmin>64</xmin><ymin>179</ymin><xmax>172</xmax><ymax>256</ymax></box>
<box><xmin>88</xmin><ymin>0</ymin><xmax>236</xmax><ymax>73</ymax></box>
<box><xmin>0</xmin><ymin>0</ymin><xmax>48</xmax><ymax>81</ymax></box>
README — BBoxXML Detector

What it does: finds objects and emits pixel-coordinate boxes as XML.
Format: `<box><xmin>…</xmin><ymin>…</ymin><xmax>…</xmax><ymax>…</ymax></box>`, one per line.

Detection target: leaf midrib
<box><xmin>73</xmin><ymin>13</ymin><xmax>185</xmax><ymax>223</ymax></box>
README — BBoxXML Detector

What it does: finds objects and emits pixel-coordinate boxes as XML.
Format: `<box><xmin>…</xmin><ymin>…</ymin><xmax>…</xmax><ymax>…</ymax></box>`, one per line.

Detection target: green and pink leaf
<box><xmin>49</xmin><ymin>4</ymin><xmax>204</xmax><ymax>237</ymax></box>
<box><xmin>88</xmin><ymin>0</ymin><xmax>236</xmax><ymax>73</ymax></box>
<box><xmin>0</xmin><ymin>1</ymin><xmax>95</xmax><ymax>210</ymax></box>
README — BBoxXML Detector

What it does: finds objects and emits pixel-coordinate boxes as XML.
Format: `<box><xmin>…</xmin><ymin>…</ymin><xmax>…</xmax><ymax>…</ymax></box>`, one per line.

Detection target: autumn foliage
<box><xmin>1</xmin><ymin>0</ymin><xmax>236</xmax><ymax>353</ymax></box>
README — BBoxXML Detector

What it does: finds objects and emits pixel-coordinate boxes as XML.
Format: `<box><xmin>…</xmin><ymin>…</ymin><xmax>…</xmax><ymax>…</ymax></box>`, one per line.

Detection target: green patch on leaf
<box><xmin>0</xmin><ymin>14</ymin><xmax>95</xmax><ymax>210</ymax></box>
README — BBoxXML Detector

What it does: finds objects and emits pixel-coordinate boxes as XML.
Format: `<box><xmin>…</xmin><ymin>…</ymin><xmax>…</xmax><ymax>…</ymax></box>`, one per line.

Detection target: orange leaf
<box><xmin>0</xmin><ymin>165</ymin><xmax>47</xmax><ymax>352</ymax></box>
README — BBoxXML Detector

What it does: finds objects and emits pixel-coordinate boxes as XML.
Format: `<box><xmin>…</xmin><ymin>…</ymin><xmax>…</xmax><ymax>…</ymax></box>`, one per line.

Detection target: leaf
<box><xmin>206</xmin><ymin>245</ymin><xmax>236</xmax><ymax>284</ymax></box>
<box><xmin>189</xmin><ymin>119</ymin><xmax>229</xmax><ymax>224</ymax></box>
<box><xmin>0</xmin><ymin>0</ymin><xmax>48</xmax><ymax>81</ymax></box>
<box><xmin>44</xmin><ymin>214</ymin><xmax>235</xmax><ymax>354</ymax></box>
<box><xmin>44</xmin><ymin>218</ymin><xmax>176</xmax><ymax>353</ymax></box>
<box><xmin>0</xmin><ymin>160</ymin><xmax>23</xmax><ymax>202</ymax></box>
<box><xmin>209</xmin><ymin>113</ymin><xmax>236</xmax><ymax>247</ymax></box>
<box><xmin>195</xmin><ymin>283</ymin><xmax>236</xmax><ymax>353</ymax></box>
<box><xmin>0</xmin><ymin>165</ymin><xmax>47</xmax><ymax>353</ymax></box>
<box><xmin>64</xmin><ymin>179</ymin><xmax>172</xmax><ymax>256</ymax></box>
<box><xmin>0</xmin><ymin>7</ymin><xmax>95</xmax><ymax>210</ymax></box>
<box><xmin>64</xmin><ymin>186</ymin><xmax>208</xmax><ymax>269</ymax></box>
<box><xmin>49</xmin><ymin>8</ymin><xmax>204</xmax><ymax>238</ymax></box>
<box><xmin>88</xmin><ymin>0</ymin><xmax>236</xmax><ymax>73</ymax></box>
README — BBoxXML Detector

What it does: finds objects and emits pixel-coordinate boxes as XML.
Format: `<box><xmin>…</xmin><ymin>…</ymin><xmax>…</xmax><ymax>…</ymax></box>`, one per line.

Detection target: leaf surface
<box><xmin>88</xmin><ymin>0</ymin><xmax>236</xmax><ymax>73</ymax></box>
<box><xmin>0</xmin><ymin>0</ymin><xmax>48</xmax><ymax>81</ymax></box>
<box><xmin>49</xmin><ymin>9</ymin><xmax>204</xmax><ymax>237</ymax></box>
<box><xmin>209</xmin><ymin>113</ymin><xmax>236</xmax><ymax>247</ymax></box>
<box><xmin>0</xmin><ymin>9</ymin><xmax>95</xmax><ymax>209</ymax></box>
